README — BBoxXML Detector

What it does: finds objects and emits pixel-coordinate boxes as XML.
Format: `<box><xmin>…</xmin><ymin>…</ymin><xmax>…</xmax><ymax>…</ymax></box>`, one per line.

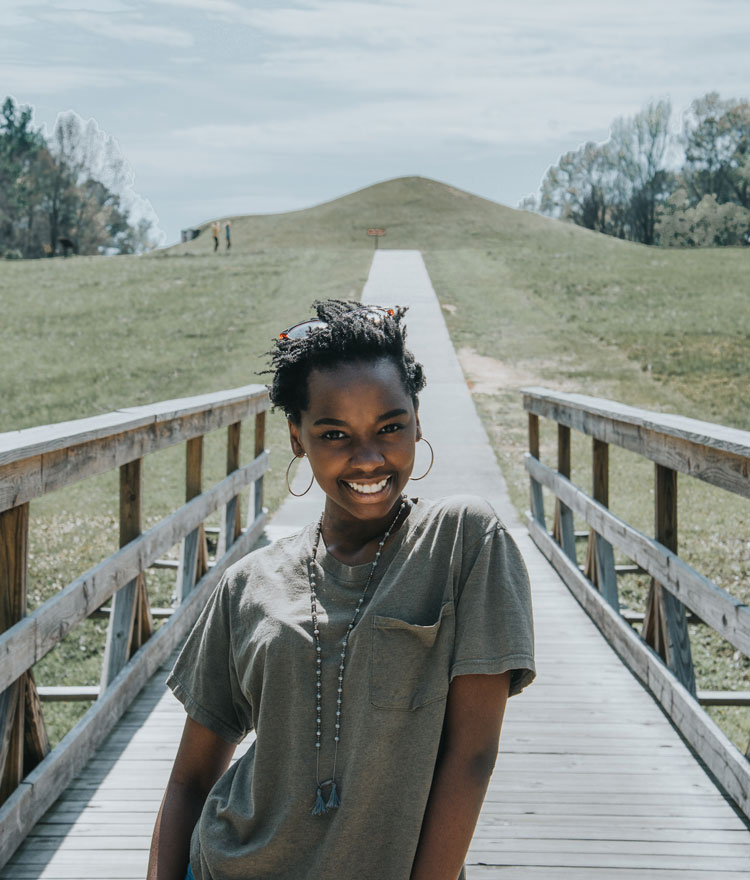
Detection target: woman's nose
<box><xmin>349</xmin><ymin>440</ymin><xmax>385</xmax><ymax>469</ymax></box>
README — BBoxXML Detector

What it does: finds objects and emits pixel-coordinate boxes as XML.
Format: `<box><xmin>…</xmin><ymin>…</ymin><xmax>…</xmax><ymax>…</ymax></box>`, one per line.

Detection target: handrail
<box><xmin>523</xmin><ymin>386</ymin><xmax>750</xmax><ymax>498</ymax></box>
<box><xmin>0</xmin><ymin>386</ymin><xmax>271</xmax><ymax>867</ymax></box>
<box><xmin>0</xmin><ymin>384</ymin><xmax>268</xmax><ymax>513</ymax></box>
<box><xmin>522</xmin><ymin>387</ymin><xmax>750</xmax><ymax>822</ymax></box>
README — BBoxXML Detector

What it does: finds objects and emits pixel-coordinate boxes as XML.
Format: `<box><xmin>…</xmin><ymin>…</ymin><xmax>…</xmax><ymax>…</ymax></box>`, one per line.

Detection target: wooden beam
<box><xmin>36</xmin><ymin>687</ymin><xmax>99</xmax><ymax>702</ymax></box>
<box><xmin>527</xmin><ymin>413</ymin><xmax>545</xmax><ymax>527</ymax></box>
<box><xmin>552</xmin><ymin>424</ymin><xmax>576</xmax><ymax>561</ymax></box>
<box><xmin>253</xmin><ymin>411</ymin><xmax>266</xmax><ymax>520</ymax></box>
<box><xmin>0</xmin><ymin>387</ymin><xmax>270</xmax><ymax>514</ymax></box>
<box><xmin>698</xmin><ymin>690</ymin><xmax>750</xmax><ymax>707</ymax></box>
<box><xmin>218</xmin><ymin>422</ymin><xmax>242</xmax><ymax>558</ymax></box>
<box><xmin>177</xmin><ymin>437</ymin><xmax>208</xmax><ymax>603</ymax></box>
<box><xmin>527</xmin><ymin>514</ymin><xmax>750</xmax><ymax>823</ymax></box>
<box><xmin>101</xmin><ymin>460</ymin><xmax>147</xmax><ymax>690</ymax></box>
<box><xmin>523</xmin><ymin>387</ymin><xmax>750</xmax><ymax>500</ymax></box>
<box><xmin>524</xmin><ymin>455</ymin><xmax>750</xmax><ymax>658</ymax></box>
<box><xmin>586</xmin><ymin>439</ymin><xmax>618</xmax><ymax>611</ymax></box>
<box><xmin>0</xmin><ymin>510</ymin><xmax>266</xmax><ymax>869</ymax></box>
<box><xmin>644</xmin><ymin>465</ymin><xmax>695</xmax><ymax>696</ymax></box>
<box><xmin>0</xmin><ymin>452</ymin><xmax>268</xmax><ymax>693</ymax></box>
<box><xmin>0</xmin><ymin>511</ymin><xmax>48</xmax><ymax>797</ymax></box>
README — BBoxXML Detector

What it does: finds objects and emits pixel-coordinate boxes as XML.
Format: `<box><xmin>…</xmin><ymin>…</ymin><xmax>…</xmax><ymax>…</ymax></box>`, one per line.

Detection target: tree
<box><xmin>657</xmin><ymin>188</ymin><xmax>750</xmax><ymax>247</ymax></box>
<box><xmin>0</xmin><ymin>97</ymin><xmax>157</xmax><ymax>257</ymax></box>
<box><xmin>682</xmin><ymin>92</ymin><xmax>750</xmax><ymax>210</ymax></box>
<box><xmin>538</xmin><ymin>141</ymin><xmax>611</xmax><ymax>233</ymax></box>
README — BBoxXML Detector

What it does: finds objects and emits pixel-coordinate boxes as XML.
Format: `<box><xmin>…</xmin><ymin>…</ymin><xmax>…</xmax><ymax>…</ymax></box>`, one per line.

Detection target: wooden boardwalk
<box><xmin>4</xmin><ymin>525</ymin><xmax>749</xmax><ymax>879</ymax></box>
<box><xmin>3</xmin><ymin>252</ymin><xmax>749</xmax><ymax>878</ymax></box>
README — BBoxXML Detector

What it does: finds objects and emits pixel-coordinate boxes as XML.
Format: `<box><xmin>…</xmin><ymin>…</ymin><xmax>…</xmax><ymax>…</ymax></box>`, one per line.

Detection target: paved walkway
<box><xmin>3</xmin><ymin>251</ymin><xmax>749</xmax><ymax>878</ymax></box>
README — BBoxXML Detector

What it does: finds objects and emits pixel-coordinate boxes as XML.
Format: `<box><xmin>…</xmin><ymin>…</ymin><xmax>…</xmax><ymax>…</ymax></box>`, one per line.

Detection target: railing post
<box><xmin>643</xmin><ymin>465</ymin><xmax>696</xmax><ymax>695</ymax></box>
<box><xmin>0</xmin><ymin>504</ymin><xmax>49</xmax><ymax>805</ymax></box>
<box><xmin>528</xmin><ymin>413</ymin><xmax>545</xmax><ymax>527</ymax></box>
<box><xmin>218</xmin><ymin>422</ymin><xmax>242</xmax><ymax>558</ymax></box>
<box><xmin>101</xmin><ymin>459</ymin><xmax>153</xmax><ymax>689</ymax></box>
<box><xmin>584</xmin><ymin>439</ymin><xmax>618</xmax><ymax>610</ymax></box>
<box><xmin>253</xmin><ymin>411</ymin><xmax>266</xmax><ymax>521</ymax></box>
<box><xmin>177</xmin><ymin>437</ymin><xmax>208</xmax><ymax>603</ymax></box>
<box><xmin>552</xmin><ymin>424</ymin><xmax>576</xmax><ymax>561</ymax></box>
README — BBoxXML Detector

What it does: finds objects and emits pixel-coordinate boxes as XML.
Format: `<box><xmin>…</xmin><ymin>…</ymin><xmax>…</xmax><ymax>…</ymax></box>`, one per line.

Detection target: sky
<box><xmin>2</xmin><ymin>0</ymin><xmax>749</xmax><ymax>245</ymax></box>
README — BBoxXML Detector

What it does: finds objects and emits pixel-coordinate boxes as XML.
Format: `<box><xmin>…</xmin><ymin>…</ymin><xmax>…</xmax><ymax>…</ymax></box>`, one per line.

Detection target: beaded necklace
<box><xmin>308</xmin><ymin>495</ymin><xmax>408</xmax><ymax>816</ymax></box>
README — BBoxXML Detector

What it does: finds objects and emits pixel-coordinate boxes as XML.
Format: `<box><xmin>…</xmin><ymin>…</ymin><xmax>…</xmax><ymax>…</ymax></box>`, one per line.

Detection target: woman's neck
<box><xmin>321</xmin><ymin>498</ymin><xmax>408</xmax><ymax>565</ymax></box>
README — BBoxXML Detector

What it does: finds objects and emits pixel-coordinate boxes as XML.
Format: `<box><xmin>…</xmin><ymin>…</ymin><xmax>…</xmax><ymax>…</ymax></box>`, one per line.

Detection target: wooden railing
<box><xmin>522</xmin><ymin>387</ymin><xmax>750</xmax><ymax>820</ymax></box>
<box><xmin>0</xmin><ymin>386</ymin><xmax>270</xmax><ymax>866</ymax></box>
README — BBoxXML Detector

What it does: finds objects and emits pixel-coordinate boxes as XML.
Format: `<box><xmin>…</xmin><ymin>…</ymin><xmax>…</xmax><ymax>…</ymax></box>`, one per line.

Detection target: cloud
<box><xmin>42</xmin><ymin>9</ymin><xmax>194</xmax><ymax>47</ymax></box>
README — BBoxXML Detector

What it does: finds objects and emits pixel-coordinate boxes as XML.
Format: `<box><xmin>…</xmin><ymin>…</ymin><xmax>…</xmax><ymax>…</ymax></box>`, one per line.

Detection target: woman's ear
<box><xmin>288</xmin><ymin>420</ymin><xmax>305</xmax><ymax>458</ymax></box>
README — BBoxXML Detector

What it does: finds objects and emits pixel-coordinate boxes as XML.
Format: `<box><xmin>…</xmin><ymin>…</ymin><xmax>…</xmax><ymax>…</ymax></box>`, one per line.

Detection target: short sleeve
<box><xmin>450</xmin><ymin>524</ymin><xmax>536</xmax><ymax>697</ymax></box>
<box><xmin>166</xmin><ymin>575</ymin><xmax>253</xmax><ymax>744</ymax></box>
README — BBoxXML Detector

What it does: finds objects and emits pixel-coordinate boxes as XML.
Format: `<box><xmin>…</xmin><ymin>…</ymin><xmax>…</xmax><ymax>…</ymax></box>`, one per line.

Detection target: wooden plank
<box><xmin>253</xmin><ymin>411</ymin><xmax>266</xmax><ymax>520</ymax></box>
<box><xmin>0</xmin><ymin>504</ymin><xmax>29</xmax><ymax>803</ymax></box>
<box><xmin>527</xmin><ymin>515</ymin><xmax>750</xmax><ymax>823</ymax></box>
<box><xmin>645</xmin><ymin>465</ymin><xmax>695</xmax><ymax>695</ymax></box>
<box><xmin>698</xmin><ymin>691</ymin><xmax>750</xmax><ymax>706</ymax></box>
<box><xmin>524</xmin><ymin>455</ymin><xmax>750</xmax><ymax>657</ymax></box>
<box><xmin>0</xmin><ymin>511</ymin><xmax>266</xmax><ymax>869</ymax></box>
<box><xmin>37</xmin><ymin>687</ymin><xmax>99</xmax><ymax>703</ymax></box>
<box><xmin>553</xmin><ymin>424</ymin><xmax>576</xmax><ymax>561</ymax></box>
<box><xmin>523</xmin><ymin>387</ymin><xmax>750</xmax><ymax>499</ymax></box>
<box><xmin>177</xmin><ymin>437</ymin><xmax>207</xmax><ymax>603</ymax></box>
<box><xmin>0</xmin><ymin>385</ymin><xmax>268</xmax><ymax>465</ymax></box>
<box><xmin>0</xmin><ymin>452</ymin><xmax>268</xmax><ymax>693</ymax></box>
<box><xmin>0</xmin><ymin>388</ymin><xmax>270</xmax><ymax>513</ymax></box>
<box><xmin>22</xmin><ymin>671</ymin><xmax>49</xmax><ymax>774</ymax></box>
<box><xmin>101</xmin><ymin>461</ymin><xmax>145</xmax><ymax>690</ymax></box>
<box><xmin>218</xmin><ymin>422</ymin><xmax>242</xmax><ymax>558</ymax></box>
<box><xmin>528</xmin><ymin>413</ymin><xmax>545</xmax><ymax>527</ymax></box>
<box><xmin>589</xmin><ymin>439</ymin><xmax>618</xmax><ymax>611</ymax></box>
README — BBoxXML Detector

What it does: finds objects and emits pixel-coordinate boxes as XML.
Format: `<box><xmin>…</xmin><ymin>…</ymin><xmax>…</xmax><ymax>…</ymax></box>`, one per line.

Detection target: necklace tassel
<box><xmin>325</xmin><ymin>781</ymin><xmax>340</xmax><ymax>810</ymax></box>
<box><xmin>312</xmin><ymin>788</ymin><xmax>327</xmax><ymax>816</ymax></box>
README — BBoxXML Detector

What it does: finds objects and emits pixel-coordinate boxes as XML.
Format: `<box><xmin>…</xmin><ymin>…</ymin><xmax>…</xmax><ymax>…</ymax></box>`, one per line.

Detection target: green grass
<box><xmin>3</xmin><ymin>175</ymin><xmax>749</xmax><ymax>751</ymax></box>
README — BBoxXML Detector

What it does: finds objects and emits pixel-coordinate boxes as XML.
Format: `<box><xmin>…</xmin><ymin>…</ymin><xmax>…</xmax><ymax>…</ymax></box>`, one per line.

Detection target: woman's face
<box><xmin>288</xmin><ymin>357</ymin><xmax>420</xmax><ymax>524</ymax></box>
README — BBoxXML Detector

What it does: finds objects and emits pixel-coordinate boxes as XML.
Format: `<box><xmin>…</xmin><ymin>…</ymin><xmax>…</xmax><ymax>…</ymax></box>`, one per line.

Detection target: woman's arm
<box><xmin>147</xmin><ymin>716</ymin><xmax>236</xmax><ymax>880</ymax></box>
<box><xmin>410</xmin><ymin>671</ymin><xmax>511</xmax><ymax>880</ymax></box>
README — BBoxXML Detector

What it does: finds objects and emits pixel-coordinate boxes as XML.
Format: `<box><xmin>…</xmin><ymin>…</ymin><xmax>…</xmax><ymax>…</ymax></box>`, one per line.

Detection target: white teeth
<box><xmin>346</xmin><ymin>477</ymin><xmax>389</xmax><ymax>494</ymax></box>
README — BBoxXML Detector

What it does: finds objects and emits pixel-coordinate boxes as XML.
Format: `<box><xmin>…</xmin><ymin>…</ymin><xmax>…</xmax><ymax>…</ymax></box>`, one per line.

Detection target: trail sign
<box><xmin>367</xmin><ymin>228</ymin><xmax>386</xmax><ymax>249</ymax></box>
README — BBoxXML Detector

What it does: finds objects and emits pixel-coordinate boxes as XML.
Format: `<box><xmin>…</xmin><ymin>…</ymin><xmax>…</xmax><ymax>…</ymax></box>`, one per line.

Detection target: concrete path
<box><xmin>3</xmin><ymin>251</ymin><xmax>748</xmax><ymax>879</ymax></box>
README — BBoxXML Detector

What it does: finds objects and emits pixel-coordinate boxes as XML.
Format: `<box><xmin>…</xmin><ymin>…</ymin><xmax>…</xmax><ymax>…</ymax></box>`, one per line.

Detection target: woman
<box><xmin>148</xmin><ymin>301</ymin><xmax>535</xmax><ymax>880</ymax></box>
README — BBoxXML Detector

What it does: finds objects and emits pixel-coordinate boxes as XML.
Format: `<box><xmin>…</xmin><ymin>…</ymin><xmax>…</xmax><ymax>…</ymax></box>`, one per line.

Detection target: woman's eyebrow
<box><xmin>312</xmin><ymin>409</ymin><xmax>408</xmax><ymax>427</ymax></box>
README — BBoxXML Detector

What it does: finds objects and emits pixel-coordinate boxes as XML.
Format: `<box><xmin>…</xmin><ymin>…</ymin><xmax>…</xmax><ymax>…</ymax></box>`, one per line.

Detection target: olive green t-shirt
<box><xmin>167</xmin><ymin>495</ymin><xmax>535</xmax><ymax>880</ymax></box>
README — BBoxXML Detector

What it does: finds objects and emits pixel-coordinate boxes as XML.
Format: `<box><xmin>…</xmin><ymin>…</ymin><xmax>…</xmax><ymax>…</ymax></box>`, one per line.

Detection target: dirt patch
<box><xmin>458</xmin><ymin>347</ymin><xmax>542</xmax><ymax>394</ymax></box>
<box><xmin>441</xmin><ymin>303</ymin><xmax>457</xmax><ymax>315</ymax></box>
<box><xmin>457</xmin><ymin>346</ymin><xmax>583</xmax><ymax>396</ymax></box>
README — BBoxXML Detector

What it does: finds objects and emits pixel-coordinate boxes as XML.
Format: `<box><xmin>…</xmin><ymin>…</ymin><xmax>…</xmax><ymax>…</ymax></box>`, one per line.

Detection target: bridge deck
<box><xmin>3</xmin><ymin>251</ymin><xmax>749</xmax><ymax>878</ymax></box>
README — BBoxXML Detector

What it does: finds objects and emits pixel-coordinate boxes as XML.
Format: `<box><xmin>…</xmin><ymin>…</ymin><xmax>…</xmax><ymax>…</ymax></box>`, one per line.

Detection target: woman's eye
<box><xmin>380</xmin><ymin>423</ymin><xmax>404</xmax><ymax>434</ymax></box>
<box><xmin>322</xmin><ymin>430</ymin><xmax>346</xmax><ymax>440</ymax></box>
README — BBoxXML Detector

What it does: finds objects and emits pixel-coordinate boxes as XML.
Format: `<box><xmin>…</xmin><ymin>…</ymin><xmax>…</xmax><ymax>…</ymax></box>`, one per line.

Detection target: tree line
<box><xmin>0</xmin><ymin>97</ymin><xmax>156</xmax><ymax>259</ymax></box>
<box><xmin>521</xmin><ymin>93</ymin><xmax>750</xmax><ymax>247</ymax></box>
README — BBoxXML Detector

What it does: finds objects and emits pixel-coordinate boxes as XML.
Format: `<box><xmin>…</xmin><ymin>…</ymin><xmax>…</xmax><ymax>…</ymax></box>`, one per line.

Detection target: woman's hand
<box><xmin>147</xmin><ymin>716</ymin><xmax>236</xmax><ymax>880</ymax></box>
<box><xmin>410</xmin><ymin>671</ymin><xmax>511</xmax><ymax>880</ymax></box>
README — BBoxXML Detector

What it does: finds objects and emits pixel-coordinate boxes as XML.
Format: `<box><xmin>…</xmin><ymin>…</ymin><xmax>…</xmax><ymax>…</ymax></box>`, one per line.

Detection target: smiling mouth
<box><xmin>343</xmin><ymin>476</ymin><xmax>392</xmax><ymax>495</ymax></box>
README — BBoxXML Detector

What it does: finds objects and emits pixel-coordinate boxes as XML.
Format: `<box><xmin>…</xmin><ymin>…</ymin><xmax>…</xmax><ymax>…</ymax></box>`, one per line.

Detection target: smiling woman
<box><xmin>147</xmin><ymin>300</ymin><xmax>536</xmax><ymax>880</ymax></box>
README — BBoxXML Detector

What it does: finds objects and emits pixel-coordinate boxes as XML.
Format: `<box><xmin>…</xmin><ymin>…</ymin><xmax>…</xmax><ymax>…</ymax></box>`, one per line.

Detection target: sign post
<box><xmin>367</xmin><ymin>228</ymin><xmax>386</xmax><ymax>250</ymax></box>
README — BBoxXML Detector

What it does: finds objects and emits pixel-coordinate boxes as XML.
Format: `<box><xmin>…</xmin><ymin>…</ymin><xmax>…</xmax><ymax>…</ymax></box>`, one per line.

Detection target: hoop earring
<box><xmin>410</xmin><ymin>437</ymin><xmax>434</xmax><ymax>481</ymax></box>
<box><xmin>286</xmin><ymin>454</ymin><xmax>315</xmax><ymax>496</ymax></box>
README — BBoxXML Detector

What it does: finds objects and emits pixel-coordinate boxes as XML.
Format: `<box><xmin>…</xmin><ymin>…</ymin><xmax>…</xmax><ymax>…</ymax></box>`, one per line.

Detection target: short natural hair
<box><xmin>265</xmin><ymin>300</ymin><xmax>426</xmax><ymax>423</ymax></box>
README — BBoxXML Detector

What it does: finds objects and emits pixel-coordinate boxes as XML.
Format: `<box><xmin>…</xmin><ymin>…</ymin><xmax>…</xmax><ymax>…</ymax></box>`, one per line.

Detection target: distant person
<box><xmin>225</xmin><ymin>220</ymin><xmax>231</xmax><ymax>251</ymax></box>
<box><xmin>212</xmin><ymin>221</ymin><xmax>220</xmax><ymax>252</ymax></box>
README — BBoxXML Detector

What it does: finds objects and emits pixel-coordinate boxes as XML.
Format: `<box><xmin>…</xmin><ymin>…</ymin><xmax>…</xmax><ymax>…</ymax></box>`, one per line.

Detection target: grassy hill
<box><xmin>2</xmin><ymin>175</ymin><xmax>749</xmax><ymax>748</ymax></box>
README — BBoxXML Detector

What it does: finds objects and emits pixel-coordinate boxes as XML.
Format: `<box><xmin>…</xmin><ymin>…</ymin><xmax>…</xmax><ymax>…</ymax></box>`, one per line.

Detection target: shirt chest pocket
<box><xmin>370</xmin><ymin>602</ymin><xmax>455</xmax><ymax>710</ymax></box>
